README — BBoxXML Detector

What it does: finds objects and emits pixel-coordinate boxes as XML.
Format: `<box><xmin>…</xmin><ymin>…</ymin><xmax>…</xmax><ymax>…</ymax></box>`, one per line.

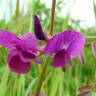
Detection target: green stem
<box><xmin>50</xmin><ymin>0</ymin><xmax>56</xmax><ymax>35</ymax></box>
<box><xmin>35</xmin><ymin>57</ymin><xmax>50</xmax><ymax>96</ymax></box>
<box><xmin>35</xmin><ymin>0</ymin><xmax>56</xmax><ymax>96</ymax></box>
<box><xmin>86</xmin><ymin>36</ymin><xmax>96</xmax><ymax>39</ymax></box>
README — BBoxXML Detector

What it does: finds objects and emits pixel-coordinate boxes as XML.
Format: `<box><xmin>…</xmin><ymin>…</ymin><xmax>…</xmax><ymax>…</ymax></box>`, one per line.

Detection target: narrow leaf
<box><xmin>15</xmin><ymin>0</ymin><xmax>20</xmax><ymax>19</ymax></box>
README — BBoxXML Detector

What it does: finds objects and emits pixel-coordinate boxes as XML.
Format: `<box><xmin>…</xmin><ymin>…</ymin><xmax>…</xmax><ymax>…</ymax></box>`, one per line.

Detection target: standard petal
<box><xmin>0</xmin><ymin>30</ymin><xmax>20</xmax><ymax>49</ymax></box>
<box><xmin>7</xmin><ymin>50</ymin><xmax>30</xmax><ymax>74</ymax></box>
<box><xmin>20</xmin><ymin>32</ymin><xmax>40</xmax><ymax>51</ymax></box>
<box><xmin>66</xmin><ymin>30</ymin><xmax>85</xmax><ymax>56</ymax></box>
<box><xmin>34</xmin><ymin>15</ymin><xmax>47</xmax><ymax>41</ymax></box>
<box><xmin>45</xmin><ymin>30</ymin><xmax>85</xmax><ymax>56</ymax></box>
<box><xmin>52</xmin><ymin>50</ymin><xmax>71</xmax><ymax>67</ymax></box>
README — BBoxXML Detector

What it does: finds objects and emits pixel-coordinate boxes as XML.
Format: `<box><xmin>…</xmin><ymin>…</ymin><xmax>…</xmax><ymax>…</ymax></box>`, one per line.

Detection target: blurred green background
<box><xmin>0</xmin><ymin>0</ymin><xmax>96</xmax><ymax>96</ymax></box>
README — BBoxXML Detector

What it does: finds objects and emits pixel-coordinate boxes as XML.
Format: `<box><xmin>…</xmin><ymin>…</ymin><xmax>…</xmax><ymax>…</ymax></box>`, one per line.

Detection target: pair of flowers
<box><xmin>0</xmin><ymin>15</ymin><xmax>85</xmax><ymax>74</ymax></box>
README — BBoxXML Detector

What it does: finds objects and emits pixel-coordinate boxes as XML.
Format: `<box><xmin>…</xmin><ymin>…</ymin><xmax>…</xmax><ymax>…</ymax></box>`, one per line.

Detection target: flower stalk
<box><xmin>35</xmin><ymin>0</ymin><xmax>56</xmax><ymax>96</ymax></box>
<box><xmin>50</xmin><ymin>0</ymin><xmax>56</xmax><ymax>35</ymax></box>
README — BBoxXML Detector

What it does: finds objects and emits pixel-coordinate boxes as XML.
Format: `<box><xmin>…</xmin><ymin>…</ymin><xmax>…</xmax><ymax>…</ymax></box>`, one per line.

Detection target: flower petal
<box><xmin>52</xmin><ymin>50</ymin><xmax>71</xmax><ymax>67</ymax></box>
<box><xmin>32</xmin><ymin>93</ymin><xmax>45</xmax><ymax>96</ymax></box>
<box><xmin>45</xmin><ymin>30</ymin><xmax>85</xmax><ymax>56</ymax></box>
<box><xmin>19</xmin><ymin>50</ymin><xmax>38</xmax><ymax>62</ymax></box>
<box><xmin>0</xmin><ymin>30</ymin><xmax>20</xmax><ymax>49</ymax></box>
<box><xmin>66</xmin><ymin>30</ymin><xmax>85</xmax><ymax>56</ymax></box>
<box><xmin>20</xmin><ymin>32</ymin><xmax>40</xmax><ymax>51</ymax></box>
<box><xmin>18</xmin><ymin>33</ymin><xmax>40</xmax><ymax>62</ymax></box>
<box><xmin>34</xmin><ymin>15</ymin><xmax>47</xmax><ymax>41</ymax></box>
<box><xmin>45</xmin><ymin>33</ymin><xmax>64</xmax><ymax>55</ymax></box>
<box><xmin>7</xmin><ymin>50</ymin><xmax>30</xmax><ymax>74</ymax></box>
<box><xmin>19</xmin><ymin>50</ymin><xmax>43</xmax><ymax>64</ymax></box>
<box><xmin>39</xmin><ymin>93</ymin><xmax>45</xmax><ymax>96</ymax></box>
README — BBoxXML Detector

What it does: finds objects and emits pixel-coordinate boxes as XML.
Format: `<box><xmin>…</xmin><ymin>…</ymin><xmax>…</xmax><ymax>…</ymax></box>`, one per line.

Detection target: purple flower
<box><xmin>45</xmin><ymin>30</ymin><xmax>85</xmax><ymax>67</ymax></box>
<box><xmin>34</xmin><ymin>15</ymin><xmax>48</xmax><ymax>41</ymax></box>
<box><xmin>33</xmin><ymin>15</ymin><xmax>85</xmax><ymax>68</ymax></box>
<box><xmin>0</xmin><ymin>30</ymin><xmax>41</xmax><ymax>74</ymax></box>
<box><xmin>32</xmin><ymin>93</ymin><xmax>45</xmax><ymax>96</ymax></box>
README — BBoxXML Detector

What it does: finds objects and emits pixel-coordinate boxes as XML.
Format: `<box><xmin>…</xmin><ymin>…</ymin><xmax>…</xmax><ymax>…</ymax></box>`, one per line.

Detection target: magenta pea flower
<box><xmin>0</xmin><ymin>30</ymin><xmax>41</xmax><ymax>74</ymax></box>
<box><xmin>45</xmin><ymin>30</ymin><xmax>85</xmax><ymax>67</ymax></box>
<box><xmin>34</xmin><ymin>15</ymin><xmax>85</xmax><ymax>68</ymax></box>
